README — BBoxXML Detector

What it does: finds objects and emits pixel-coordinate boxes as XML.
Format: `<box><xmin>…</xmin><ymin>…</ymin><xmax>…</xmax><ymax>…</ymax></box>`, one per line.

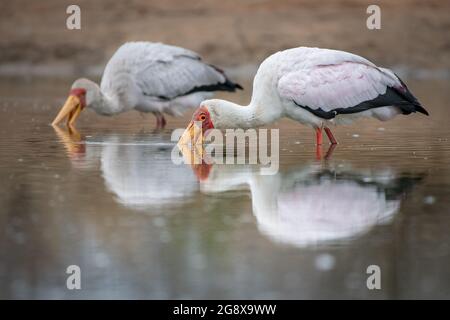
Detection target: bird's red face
<box><xmin>52</xmin><ymin>88</ymin><xmax>87</xmax><ymax>127</ymax></box>
<box><xmin>178</xmin><ymin>105</ymin><xmax>214</xmax><ymax>146</ymax></box>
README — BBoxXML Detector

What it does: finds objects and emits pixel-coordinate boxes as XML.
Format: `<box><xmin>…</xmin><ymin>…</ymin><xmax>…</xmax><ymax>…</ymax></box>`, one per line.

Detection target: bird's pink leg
<box><xmin>315</xmin><ymin>127</ymin><xmax>323</xmax><ymax>146</ymax></box>
<box><xmin>324</xmin><ymin>127</ymin><xmax>338</xmax><ymax>145</ymax></box>
<box><xmin>324</xmin><ymin>143</ymin><xmax>337</xmax><ymax>160</ymax></box>
<box><xmin>160</xmin><ymin>115</ymin><xmax>167</xmax><ymax>129</ymax></box>
<box><xmin>315</xmin><ymin>145</ymin><xmax>323</xmax><ymax>160</ymax></box>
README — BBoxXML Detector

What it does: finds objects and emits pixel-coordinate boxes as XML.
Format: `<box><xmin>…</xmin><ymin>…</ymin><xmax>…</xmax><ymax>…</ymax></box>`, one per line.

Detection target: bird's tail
<box><xmin>412</xmin><ymin>103</ymin><xmax>429</xmax><ymax>116</ymax></box>
<box><xmin>394</xmin><ymin>74</ymin><xmax>429</xmax><ymax>116</ymax></box>
<box><xmin>223</xmin><ymin>78</ymin><xmax>243</xmax><ymax>92</ymax></box>
<box><xmin>208</xmin><ymin>64</ymin><xmax>243</xmax><ymax>92</ymax></box>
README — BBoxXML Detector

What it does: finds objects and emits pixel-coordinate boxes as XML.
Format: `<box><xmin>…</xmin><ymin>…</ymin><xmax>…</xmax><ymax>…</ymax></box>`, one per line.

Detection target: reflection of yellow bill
<box><xmin>177</xmin><ymin>142</ymin><xmax>204</xmax><ymax>165</ymax></box>
<box><xmin>177</xmin><ymin>121</ymin><xmax>203</xmax><ymax>148</ymax></box>
<box><xmin>177</xmin><ymin>141</ymin><xmax>212</xmax><ymax>180</ymax></box>
<box><xmin>52</xmin><ymin>125</ymin><xmax>85</xmax><ymax>158</ymax></box>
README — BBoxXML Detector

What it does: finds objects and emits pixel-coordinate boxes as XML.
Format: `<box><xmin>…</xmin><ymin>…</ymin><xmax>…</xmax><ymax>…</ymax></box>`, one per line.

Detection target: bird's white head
<box><xmin>178</xmin><ymin>99</ymin><xmax>247</xmax><ymax>145</ymax></box>
<box><xmin>52</xmin><ymin>78</ymin><xmax>100</xmax><ymax>127</ymax></box>
<box><xmin>199</xmin><ymin>99</ymin><xmax>247</xmax><ymax>129</ymax></box>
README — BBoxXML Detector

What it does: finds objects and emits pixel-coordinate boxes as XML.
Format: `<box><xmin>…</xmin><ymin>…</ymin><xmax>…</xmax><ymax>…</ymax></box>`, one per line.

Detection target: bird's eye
<box><xmin>199</xmin><ymin>114</ymin><xmax>206</xmax><ymax>121</ymax></box>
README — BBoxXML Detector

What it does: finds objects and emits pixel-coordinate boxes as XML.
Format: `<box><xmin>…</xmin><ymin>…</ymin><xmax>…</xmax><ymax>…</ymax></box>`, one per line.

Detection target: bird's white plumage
<box><xmin>93</xmin><ymin>42</ymin><xmax>231</xmax><ymax>116</ymax></box>
<box><xmin>272</xmin><ymin>48</ymin><xmax>399</xmax><ymax>111</ymax></box>
<box><xmin>204</xmin><ymin>47</ymin><xmax>417</xmax><ymax>131</ymax></box>
<box><xmin>278</xmin><ymin>61</ymin><xmax>397</xmax><ymax>111</ymax></box>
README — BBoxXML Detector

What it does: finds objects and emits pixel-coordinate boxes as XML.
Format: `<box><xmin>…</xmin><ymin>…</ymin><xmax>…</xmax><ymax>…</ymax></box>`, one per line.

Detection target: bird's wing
<box><xmin>133</xmin><ymin>43</ymin><xmax>239</xmax><ymax>100</ymax></box>
<box><xmin>101</xmin><ymin>42</ymin><xmax>241</xmax><ymax>101</ymax></box>
<box><xmin>277</xmin><ymin>48</ymin><xmax>425</xmax><ymax>119</ymax></box>
<box><xmin>137</xmin><ymin>56</ymin><xmax>234</xmax><ymax>100</ymax></box>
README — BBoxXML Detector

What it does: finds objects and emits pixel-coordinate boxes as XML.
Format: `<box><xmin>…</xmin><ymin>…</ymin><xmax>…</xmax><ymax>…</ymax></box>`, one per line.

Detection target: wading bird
<box><xmin>52</xmin><ymin>42</ymin><xmax>242</xmax><ymax>129</ymax></box>
<box><xmin>179</xmin><ymin>47</ymin><xmax>428</xmax><ymax>146</ymax></box>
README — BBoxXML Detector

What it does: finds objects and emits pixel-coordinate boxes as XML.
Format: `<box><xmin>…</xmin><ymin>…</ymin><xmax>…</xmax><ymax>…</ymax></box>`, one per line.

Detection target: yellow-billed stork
<box><xmin>179</xmin><ymin>47</ymin><xmax>428</xmax><ymax>146</ymax></box>
<box><xmin>52</xmin><ymin>42</ymin><xmax>242</xmax><ymax>129</ymax></box>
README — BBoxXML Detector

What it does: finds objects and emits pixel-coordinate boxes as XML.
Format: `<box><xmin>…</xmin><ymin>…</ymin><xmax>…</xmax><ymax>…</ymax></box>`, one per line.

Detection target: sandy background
<box><xmin>0</xmin><ymin>0</ymin><xmax>449</xmax><ymax>76</ymax></box>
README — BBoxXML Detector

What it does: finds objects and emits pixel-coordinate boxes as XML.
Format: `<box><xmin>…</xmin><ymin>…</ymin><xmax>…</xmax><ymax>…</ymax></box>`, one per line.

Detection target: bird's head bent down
<box><xmin>178</xmin><ymin>98</ymin><xmax>258</xmax><ymax>147</ymax></box>
<box><xmin>178</xmin><ymin>101</ymin><xmax>218</xmax><ymax>146</ymax></box>
<box><xmin>52</xmin><ymin>78</ymin><xmax>99</xmax><ymax>127</ymax></box>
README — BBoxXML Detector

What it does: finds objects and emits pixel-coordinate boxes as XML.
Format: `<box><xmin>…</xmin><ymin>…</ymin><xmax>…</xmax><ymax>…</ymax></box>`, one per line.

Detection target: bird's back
<box><xmin>256</xmin><ymin>47</ymin><xmax>376</xmax><ymax>82</ymax></box>
<box><xmin>100</xmin><ymin>42</ymin><xmax>198</xmax><ymax>95</ymax></box>
<box><xmin>100</xmin><ymin>41</ymin><xmax>241</xmax><ymax>115</ymax></box>
<box><xmin>252</xmin><ymin>46</ymin><xmax>427</xmax><ymax>123</ymax></box>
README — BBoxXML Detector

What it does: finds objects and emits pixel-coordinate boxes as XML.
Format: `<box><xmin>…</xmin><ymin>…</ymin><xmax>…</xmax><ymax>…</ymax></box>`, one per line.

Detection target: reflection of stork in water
<box><xmin>196</xmin><ymin>161</ymin><xmax>423</xmax><ymax>247</ymax></box>
<box><xmin>53</xmin><ymin>126</ymin><xmax>199</xmax><ymax>210</ymax></box>
<box><xmin>54</xmin><ymin>127</ymin><xmax>424</xmax><ymax>245</ymax></box>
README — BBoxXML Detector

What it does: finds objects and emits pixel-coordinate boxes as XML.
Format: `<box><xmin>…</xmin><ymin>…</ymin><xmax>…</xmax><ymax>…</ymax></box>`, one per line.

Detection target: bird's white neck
<box><xmin>210</xmin><ymin>99</ymin><xmax>281</xmax><ymax>129</ymax></box>
<box><xmin>87</xmin><ymin>84</ymin><xmax>120</xmax><ymax>116</ymax></box>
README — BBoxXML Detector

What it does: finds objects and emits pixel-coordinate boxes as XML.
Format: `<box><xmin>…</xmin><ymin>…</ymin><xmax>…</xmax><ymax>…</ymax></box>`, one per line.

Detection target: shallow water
<box><xmin>0</xmin><ymin>77</ymin><xmax>450</xmax><ymax>299</ymax></box>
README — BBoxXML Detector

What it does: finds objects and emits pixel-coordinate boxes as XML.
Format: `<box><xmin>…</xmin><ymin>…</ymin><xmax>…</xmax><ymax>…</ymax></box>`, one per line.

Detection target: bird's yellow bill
<box><xmin>177</xmin><ymin>141</ymin><xmax>205</xmax><ymax>165</ymax></box>
<box><xmin>177</xmin><ymin>121</ymin><xmax>203</xmax><ymax>148</ymax></box>
<box><xmin>52</xmin><ymin>95</ymin><xmax>83</xmax><ymax>126</ymax></box>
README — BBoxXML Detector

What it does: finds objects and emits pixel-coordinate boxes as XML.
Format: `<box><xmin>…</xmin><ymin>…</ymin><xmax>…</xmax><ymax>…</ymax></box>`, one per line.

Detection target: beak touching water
<box><xmin>52</xmin><ymin>95</ymin><xmax>83</xmax><ymax>126</ymax></box>
<box><xmin>177</xmin><ymin>121</ymin><xmax>204</xmax><ymax>148</ymax></box>
<box><xmin>177</xmin><ymin>135</ymin><xmax>212</xmax><ymax>181</ymax></box>
<box><xmin>52</xmin><ymin>124</ymin><xmax>86</xmax><ymax>159</ymax></box>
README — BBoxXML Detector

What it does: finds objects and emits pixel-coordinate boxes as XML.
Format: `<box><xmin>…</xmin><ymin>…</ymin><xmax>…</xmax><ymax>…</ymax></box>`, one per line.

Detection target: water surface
<box><xmin>0</xmin><ymin>77</ymin><xmax>449</xmax><ymax>299</ymax></box>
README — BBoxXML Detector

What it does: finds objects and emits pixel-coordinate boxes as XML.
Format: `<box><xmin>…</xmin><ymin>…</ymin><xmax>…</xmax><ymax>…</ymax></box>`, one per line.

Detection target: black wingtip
<box><xmin>415</xmin><ymin>104</ymin><xmax>430</xmax><ymax>116</ymax></box>
<box><xmin>393</xmin><ymin>74</ymin><xmax>429</xmax><ymax>116</ymax></box>
<box><xmin>224</xmin><ymin>79</ymin><xmax>243</xmax><ymax>91</ymax></box>
<box><xmin>209</xmin><ymin>63</ymin><xmax>243</xmax><ymax>92</ymax></box>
